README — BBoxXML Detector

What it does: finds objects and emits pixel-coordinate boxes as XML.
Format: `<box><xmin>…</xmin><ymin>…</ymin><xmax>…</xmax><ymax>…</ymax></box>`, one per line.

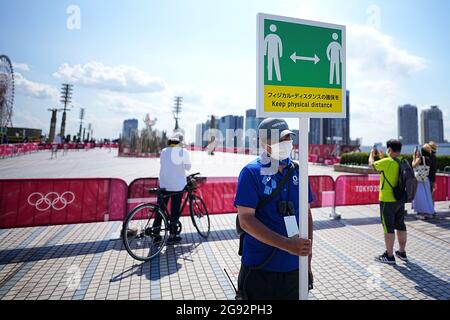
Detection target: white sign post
<box><xmin>257</xmin><ymin>13</ymin><xmax>346</xmax><ymax>300</ymax></box>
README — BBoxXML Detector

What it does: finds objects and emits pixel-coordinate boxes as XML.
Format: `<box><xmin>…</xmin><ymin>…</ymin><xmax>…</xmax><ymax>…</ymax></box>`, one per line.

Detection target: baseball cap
<box><xmin>168</xmin><ymin>135</ymin><xmax>181</xmax><ymax>143</ymax></box>
<box><xmin>258</xmin><ymin>118</ymin><xmax>295</xmax><ymax>141</ymax></box>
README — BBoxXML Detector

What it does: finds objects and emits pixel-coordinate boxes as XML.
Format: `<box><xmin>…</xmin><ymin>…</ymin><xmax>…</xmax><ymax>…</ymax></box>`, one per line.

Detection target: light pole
<box><xmin>173</xmin><ymin>96</ymin><xmax>183</xmax><ymax>131</ymax></box>
<box><xmin>59</xmin><ymin>84</ymin><xmax>73</xmax><ymax>137</ymax></box>
<box><xmin>78</xmin><ymin>108</ymin><xmax>85</xmax><ymax>140</ymax></box>
<box><xmin>87</xmin><ymin>123</ymin><xmax>92</xmax><ymax>141</ymax></box>
<box><xmin>48</xmin><ymin>107</ymin><xmax>63</xmax><ymax>142</ymax></box>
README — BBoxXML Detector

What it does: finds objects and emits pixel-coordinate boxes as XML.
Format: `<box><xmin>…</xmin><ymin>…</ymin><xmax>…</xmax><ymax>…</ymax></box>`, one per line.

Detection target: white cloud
<box><xmin>53</xmin><ymin>62</ymin><xmax>167</xmax><ymax>93</ymax></box>
<box><xmin>13</xmin><ymin>110</ymin><xmax>46</xmax><ymax>131</ymax></box>
<box><xmin>12</xmin><ymin>63</ymin><xmax>30</xmax><ymax>72</ymax></box>
<box><xmin>345</xmin><ymin>24</ymin><xmax>427</xmax><ymax>145</ymax></box>
<box><xmin>14</xmin><ymin>72</ymin><xmax>59</xmax><ymax>101</ymax></box>
<box><xmin>348</xmin><ymin>25</ymin><xmax>426</xmax><ymax>78</ymax></box>
<box><xmin>96</xmin><ymin>91</ymin><xmax>166</xmax><ymax>116</ymax></box>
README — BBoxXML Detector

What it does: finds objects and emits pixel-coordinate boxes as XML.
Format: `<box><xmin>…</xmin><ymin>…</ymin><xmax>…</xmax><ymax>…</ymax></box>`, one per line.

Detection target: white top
<box><xmin>159</xmin><ymin>146</ymin><xmax>192</xmax><ymax>191</ymax></box>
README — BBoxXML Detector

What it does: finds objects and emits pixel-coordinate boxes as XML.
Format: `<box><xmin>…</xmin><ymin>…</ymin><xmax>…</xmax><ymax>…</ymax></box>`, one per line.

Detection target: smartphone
<box><xmin>414</xmin><ymin>146</ymin><xmax>420</xmax><ymax>157</ymax></box>
<box><xmin>372</xmin><ymin>144</ymin><xmax>378</xmax><ymax>155</ymax></box>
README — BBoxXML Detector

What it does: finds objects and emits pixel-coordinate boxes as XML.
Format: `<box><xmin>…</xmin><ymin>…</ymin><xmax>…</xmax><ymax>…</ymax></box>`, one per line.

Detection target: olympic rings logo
<box><xmin>27</xmin><ymin>192</ymin><xmax>75</xmax><ymax>211</ymax></box>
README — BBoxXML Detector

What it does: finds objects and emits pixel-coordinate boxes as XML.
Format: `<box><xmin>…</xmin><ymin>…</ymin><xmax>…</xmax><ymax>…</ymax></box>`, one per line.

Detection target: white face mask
<box><xmin>268</xmin><ymin>140</ymin><xmax>293</xmax><ymax>160</ymax></box>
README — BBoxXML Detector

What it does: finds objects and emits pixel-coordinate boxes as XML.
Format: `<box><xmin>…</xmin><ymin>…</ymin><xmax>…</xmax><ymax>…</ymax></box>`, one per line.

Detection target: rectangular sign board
<box><xmin>257</xmin><ymin>13</ymin><xmax>346</xmax><ymax>119</ymax></box>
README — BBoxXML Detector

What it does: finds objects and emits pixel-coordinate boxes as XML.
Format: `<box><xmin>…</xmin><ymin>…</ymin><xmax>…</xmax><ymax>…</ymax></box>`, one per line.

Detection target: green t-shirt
<box><xmin>373</xmin><ymin>157</ymin><xmax>400</xmax><ymax>202</ymax></box>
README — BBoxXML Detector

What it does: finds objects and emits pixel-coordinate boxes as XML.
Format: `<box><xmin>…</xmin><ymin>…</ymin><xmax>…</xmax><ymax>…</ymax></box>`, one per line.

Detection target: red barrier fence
<box><xmin>334</xmin><ymin>174</ymin><xmax>449</xmax><ymax>206</ymax></box>
<box><xmin>335</xmin><ymin>175</ymin><xmax>380</xmax><ymax>206</ymax></box>
<box><xmin>127</xmin><ymin>177</ymin><xmax>237</xmax><ymax>216</ymax></box>
<box><xmin>0</xmin><ymin>178</ymin><xmax>127</xmax><ymax>229</ymax></box>
<box><xmin>309</xmin><ymin>176</ymin><xmax>335</xmax><ymax>208</ymax></box>
<box><xmin>127</xmin><ymin>176</ymin><xmax>336</xmax><ymax>214</ymax></box>
<box><xmin>37</xmin><ymin>143</ymin><xmax>118</xmax><ymax>151</ymax></box>
<box><xmin>0</xmin><ymin>143</ymin><xmax>39</xmax><ymax>158</ymax></box>
<box><xmin>1</xmin><ymin>174</ymin><xmax>449</xmax><ymax>229</ymax></box>
<box><xmin>434</xmin><ymin>175</ymin><xmax>448</xmax><ymax>202</ymax></box>
<box><xmin>186</xmin><ymin>146</ymin><xmax>251</xmax><ymax>154</ymax></box>
<box><xmin>448</xmin><ymin>175</ymin><xmax>450</xmax><ymax>202</ymax></box>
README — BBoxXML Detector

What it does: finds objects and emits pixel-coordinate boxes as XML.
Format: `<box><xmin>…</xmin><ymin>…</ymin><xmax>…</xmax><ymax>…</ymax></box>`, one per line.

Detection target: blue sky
<box><xmin>0</xmin><ymin>0</ymin><xmax>448</xmax><ymax>145</ymax></box>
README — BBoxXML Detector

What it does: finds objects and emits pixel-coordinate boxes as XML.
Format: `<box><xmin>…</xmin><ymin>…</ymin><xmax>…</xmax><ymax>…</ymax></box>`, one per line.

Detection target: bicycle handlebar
<box><xmin>187</xmin><ymin>172</ymin><xmax>201</xmax><ymax>178</ymax></box>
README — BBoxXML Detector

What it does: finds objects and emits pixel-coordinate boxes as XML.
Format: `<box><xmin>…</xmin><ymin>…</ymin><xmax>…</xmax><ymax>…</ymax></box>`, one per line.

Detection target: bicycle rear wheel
<box><xmin>122</xmin><ymin>203</ymin><xmax>169</xmax><ymax>261</ymax></box>
<box><xmin>189</xmin><ymin>195</ymin><xmax>210</xmax><ymax>238</ymax></box>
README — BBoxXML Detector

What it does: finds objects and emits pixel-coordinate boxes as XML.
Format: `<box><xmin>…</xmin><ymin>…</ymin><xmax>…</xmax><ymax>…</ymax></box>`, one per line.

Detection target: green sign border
<box><xmin>257</xmin><ymin>13</ymin><xmax>346</xmax><ymax>119</ymax></box>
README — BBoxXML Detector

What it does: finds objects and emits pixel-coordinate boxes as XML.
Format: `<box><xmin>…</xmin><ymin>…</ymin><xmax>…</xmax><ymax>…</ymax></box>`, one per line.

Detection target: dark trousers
<box><xmin>153</xmin><ymin>191</ymin><xmax>183</xmax><ymax>234</ymax></box>
<box><xmin>380</xmin><ymin>201</ymin><xmax>406</xmax><ymax>234</ymax></box>
<box><xmin>237</xmin><ymin>264</ymin><xmax>299</xmax><ymax>300</ymax></box>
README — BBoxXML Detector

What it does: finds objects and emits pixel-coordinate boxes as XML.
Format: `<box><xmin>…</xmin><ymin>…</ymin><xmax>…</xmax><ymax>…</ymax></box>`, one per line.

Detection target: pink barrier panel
<box><xmin>126</xmin><ymin>177</ymin><xmax>236</xmax><ymax>216</ymax></box>
<box><xmin>127</xmin><ymin>176</ymin><xmax>334</xmax><ymax>215</ymax></box>
<box><xmin>335</xmin><ymin>175</ymin><xmax>380</xmax><ymax>206</ymax></box>
<box><xmin>433</xmin><ymin>175</ymin><xmax>447</xmax><ymax>202</ymax></box>
<box><xmin>0</xmin><ymin>143</ymin><xmax>40</xmax><ymax>157</ymax></box>
<box><xmin>309</xmin><ymin>145</ymin><xmax>336</xmax><ymax>159</ymax></box>
<box><xmin>200</xmin><ymin>177</ymin><xmax>238</xmax><ymax>214</ymax></box>
<box><xmin>0</xmin><ymin>178</ymin><xmax>128</xmax><ymax>229</ymax></box>
<box><xmin>36</xmin><ymin>143</ymin><xmax>118</xmax><ymax>150</ymax></box>
<box><xmin>448</xmin><ymin>176</ymin><xmax>450</xmax><ymax>200</ymax></box>
<box><xmin>309</xmin><ymin>176</ymin><xmax>335</xmax><ymax>208</ymax></box>
<box><xmin>308</xmin><ymin>154</ymin><xmax>319</xmax><ymax>163</ymax></box>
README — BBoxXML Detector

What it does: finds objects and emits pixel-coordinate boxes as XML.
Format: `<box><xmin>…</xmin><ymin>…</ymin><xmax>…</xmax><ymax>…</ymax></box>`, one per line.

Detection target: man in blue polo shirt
<box><xmin>234</xmin><ymin>118</ymin><xmax>313</xmax><ymax>300</ymax></box>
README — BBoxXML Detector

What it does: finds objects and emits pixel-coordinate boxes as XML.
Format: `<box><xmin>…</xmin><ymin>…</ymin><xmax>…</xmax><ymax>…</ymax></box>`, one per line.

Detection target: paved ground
<box><xmin>0</xmin><ymin>149</ymin><xmax>353</xmax><ymax>183</ymax></box>
<box><xmin>0</xmin><ymin>202</ymin><xmax>448</xmax><ymax>300</ymax></box>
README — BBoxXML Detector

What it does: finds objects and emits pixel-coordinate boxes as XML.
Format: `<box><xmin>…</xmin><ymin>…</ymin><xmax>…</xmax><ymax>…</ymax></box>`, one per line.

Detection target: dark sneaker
<box><xmin>395</xmin><ymin>250</ymin><xmax>408</xmax><ymax>262</ymax></box>
<box><xmin>166</xmin><ymin>234</ymin><xmax>182</xmax><ymax>245</ymax></box>
<box><xmin>375</xmin><ymin>251</ymin><xmax>396</xmax><ymax>264</ymax></box>
<box><xmin>143</xmin><ymin>228</ymin><xmax>162</xmax><ymax>243</ymax></box>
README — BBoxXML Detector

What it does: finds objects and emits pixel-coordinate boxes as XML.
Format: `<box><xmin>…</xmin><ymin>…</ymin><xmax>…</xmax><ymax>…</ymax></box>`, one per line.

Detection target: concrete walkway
<box><xmin>0</xmin><ymin>202</ymin><xmax>448</xmax><ymax>300</ymax></box>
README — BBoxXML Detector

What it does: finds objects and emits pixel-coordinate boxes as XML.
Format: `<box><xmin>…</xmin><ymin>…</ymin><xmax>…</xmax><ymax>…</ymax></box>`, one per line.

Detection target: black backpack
<box><xmin>382</xmin><ymin>157</ymin><xmax>417</xmax><ymax>203</ymax></box>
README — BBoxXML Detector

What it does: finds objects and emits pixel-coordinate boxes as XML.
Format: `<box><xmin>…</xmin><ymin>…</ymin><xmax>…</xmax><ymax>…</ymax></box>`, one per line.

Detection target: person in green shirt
<box><xmin>368</xmin><ymin>139</ymin><xmax>408</xmax><ymax>264</ymax></box>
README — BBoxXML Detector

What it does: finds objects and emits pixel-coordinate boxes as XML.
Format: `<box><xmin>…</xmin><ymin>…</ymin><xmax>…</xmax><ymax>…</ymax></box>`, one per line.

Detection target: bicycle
<box><xmin>122</xmin><ymin>173</ymin><xmax>210</xmax><ymax>261</ymax></box>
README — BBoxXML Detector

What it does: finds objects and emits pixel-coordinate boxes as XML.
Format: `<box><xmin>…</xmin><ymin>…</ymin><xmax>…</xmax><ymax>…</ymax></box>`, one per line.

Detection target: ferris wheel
<box><xmin>0</xmin><ymin>55</ymin><xmax>15</xmax><ymax>130</ymax></box>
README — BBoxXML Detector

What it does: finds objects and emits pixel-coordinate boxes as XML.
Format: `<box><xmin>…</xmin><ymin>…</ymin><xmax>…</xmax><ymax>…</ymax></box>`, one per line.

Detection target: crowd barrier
<box><xmin>127</xmin><ymin>177</ymin><xmax>237</xmax><ymax>216</ymax></box>
<box><xmin>334</xmin><ymin>174</ymin><xmax>449</xmax><ymax>206</ymax></box>
<box><xmin>37</xmin><ymin>143</ymin><xmax>119</xmax><ymax>151</ymax></box>
<box><xmin>0</xmin><ymin>143</ymin><xmax>39</xmax><ymax>158</ymax></box>
<box><xmin>0</xmin><ymin>178</ymin><xmax>127</xmax><ymax>229</ymax></box>
<box><xmin>0</xmin><ymin>175</ymin><xmax>448</xmax><ymax>229</ymax></box>
<box><xmin>186</xmin><ymin>146</ymin><xmax>252</xmax><ymax>154</ymax></box>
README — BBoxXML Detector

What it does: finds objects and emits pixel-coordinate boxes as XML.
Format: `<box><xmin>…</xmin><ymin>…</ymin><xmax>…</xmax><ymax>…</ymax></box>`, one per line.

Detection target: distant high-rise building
<box><xmin>398</xmin><ymin>104</ymin><xmax>418</xmax><ymax>145</ymax></box>
<box><xmin>195</xmin><ymin>123</ymin><xmax>203</xmax><ymax>147</ymax></box>
<box><xmin>245</xmin><ymin>109</ymin><xmax>263</xmax><ymax>148</ymax></box>
<box><xmin>217</xmin><ymin>115</ymin><xmax>244</xmax><ymax>148</ymax></box>
<box><xmin>122</xmin><ymin>119</ymin><xmax>138</xmax><ymax>142</ymax></box>
<box><xmin>421</xmin><ymin>106</ymin><xmax>444</xmax><ymax>144</ymax></box>
<box><xmin>309</xmin><ymin>90</ymin><xmax>350</xmax><ymax>145</ymax></box>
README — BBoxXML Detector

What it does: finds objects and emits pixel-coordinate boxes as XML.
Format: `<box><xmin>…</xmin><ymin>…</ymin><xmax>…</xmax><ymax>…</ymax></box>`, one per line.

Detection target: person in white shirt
<box><xmin>156</xmin><ymin>135</ymin><xmax>192</xmax><ymax>244</ymax></box>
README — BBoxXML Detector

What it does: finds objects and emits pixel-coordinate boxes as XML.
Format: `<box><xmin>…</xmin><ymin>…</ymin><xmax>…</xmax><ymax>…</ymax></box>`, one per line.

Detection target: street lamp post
<box><xmin>78</xmin><ymin>108</ymin><xmax>85</xmax><ymax>140</ymax></box>
<box><xmin>48</xmin><ymin>107</ymin><xmax>63</xmax><ymax>143</ymax></box>
<box><xmin>59</xmin><ymin>84</ymin><xmax>73</xmax><ymax>138</ymax></box>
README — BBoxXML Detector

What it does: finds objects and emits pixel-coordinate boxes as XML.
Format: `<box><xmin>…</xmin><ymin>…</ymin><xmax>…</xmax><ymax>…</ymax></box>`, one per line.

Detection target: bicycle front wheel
<box><xmin>189</xmin><ymin>195</ymin><xmax>210</xmax><ymax>238</ymax></box>
<box><xmin>122</xmin><ymin>203</ymin><xmax>169</xmax><ymax>261</ymax></box>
